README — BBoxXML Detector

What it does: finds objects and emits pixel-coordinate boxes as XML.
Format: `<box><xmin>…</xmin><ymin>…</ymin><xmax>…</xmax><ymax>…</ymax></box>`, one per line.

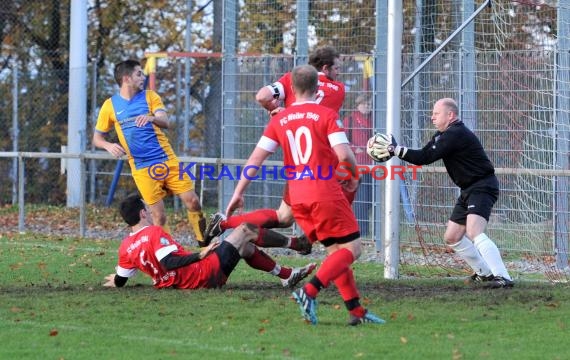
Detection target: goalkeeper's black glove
<box><xmin>386</xmin><ymin>135</ymin><xmax>408</xmax><ymax>158</ymax></box>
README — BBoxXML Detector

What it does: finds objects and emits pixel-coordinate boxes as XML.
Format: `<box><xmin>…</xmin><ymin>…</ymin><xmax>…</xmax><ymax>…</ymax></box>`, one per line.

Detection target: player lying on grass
<box><xmin>103</xmin><ymin>193</ymin><xmax>315</xmax><ymax>289</ymax></box>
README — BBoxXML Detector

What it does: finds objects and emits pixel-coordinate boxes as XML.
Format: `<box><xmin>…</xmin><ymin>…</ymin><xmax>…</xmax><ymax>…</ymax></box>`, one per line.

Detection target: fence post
<box><xmin>79</xmin><ymin>155</ymin><xmax>86</xmax><ymax>237</ymax></box>
<box><xmin>18</xmin><ymin>156</ymin><xmax>25</xmax><ymax>233</ymax></box>
<box><xmin>555</xmin><ymin>5</ymin><xmax>570</xmax><ymax>269</ymax></box>
<box><xmin>11</xmin><ymin>63</ymin><xmax>19</xmax><ymax>206</ymax></box>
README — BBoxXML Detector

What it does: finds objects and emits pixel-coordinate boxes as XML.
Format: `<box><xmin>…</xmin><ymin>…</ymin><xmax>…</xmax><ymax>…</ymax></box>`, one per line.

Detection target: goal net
<box><xmin>398</xmin><ymin>0</ymin><xmax>570</xmax><ymax>282</ymax></box>
<box><xmin>154</xmin><ymin>1</ymin><xmax>570</xmax><ymax>282</ymax></box>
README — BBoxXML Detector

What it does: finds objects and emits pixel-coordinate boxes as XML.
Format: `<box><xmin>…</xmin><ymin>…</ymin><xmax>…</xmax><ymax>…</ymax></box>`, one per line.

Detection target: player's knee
<box><xmin>231</xmin><ymin>223</ymin><xmax>259</xmax><ymax>244</ymax></box>
<box><xmin>153</xmin><ymin>212</ymin><xmax>167</xmax><ymax>226</ymax></box>
<box><xmin>352</xmin><ymin>244</ymin><xmax>362</xmax><ymax>260</ymax></box>
<box><xmin>276</xmin><ymin>211</ymin><xmax>294</xmax><ymax>227</ymax></box>
<box><xmin>238</xmin><ymin>242</ymin><xmax>255</xmax><ymax>258</ymax></box>
<box><xmin>181</xmin><ymin>192</ymin><xmax>201</xmax><ymax>211</ymax></box>
<box><xmin>345</xmin><ymin>240</ymin><xmax>362</xmax><ymax>260</ymax></box>
<box><xmin>466</xmin><ymin>230</ymin><xmax>484</xmax><ymax>242</ymax></box>
<box><xmin>443</xmin><ymin>231</ymin><xmax>463</xmax><ymax>245</ymax></box>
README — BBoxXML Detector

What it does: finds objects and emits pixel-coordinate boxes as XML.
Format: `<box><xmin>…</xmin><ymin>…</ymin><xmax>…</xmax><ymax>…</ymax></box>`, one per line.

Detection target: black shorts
<box><xmin>214</xmin><ymin>241</ymin><xmax>241</xmax><ymax>277</ymax></box>
<box><xmin>449</xmin><ymin>176</ymin><xmax>499</xmax><ymax>225</ymax></box>
<box><xmin>320</xmin><ymin>231</ymin><xmax>361</xmax><ymax>247</ymax></box>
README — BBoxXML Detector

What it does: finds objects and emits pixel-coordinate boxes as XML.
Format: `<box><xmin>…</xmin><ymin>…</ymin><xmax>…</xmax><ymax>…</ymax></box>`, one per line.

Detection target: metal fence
<box><xmin>0</xmin><ymin>1</ymin><xmax>569</xmax><ymax>281</ymax></box>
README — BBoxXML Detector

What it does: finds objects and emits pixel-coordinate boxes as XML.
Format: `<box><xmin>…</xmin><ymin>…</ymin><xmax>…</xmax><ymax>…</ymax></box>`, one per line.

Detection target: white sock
<box><xmin>449</xmin><ymin>236</ymin><xmax>492</xmax><ymax>276</ymax></box>
<box><xmin>270</xmin><ymin>264</ymin><xmax>281</xmax><ymax>276</ymax></box>
<box><xmin>473</xmin><ymin>233</ymin><xmax>512</xmax><ymax>280</ymax></box>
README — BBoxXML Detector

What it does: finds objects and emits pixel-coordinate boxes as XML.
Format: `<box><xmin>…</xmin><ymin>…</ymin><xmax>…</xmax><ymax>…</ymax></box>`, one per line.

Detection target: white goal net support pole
<box><xmin>385</xmin><ymin>0</ymin><xmax>511</xmax><ymax>279</ymax></box>
<box><xmin>384</xmin><ymin>0</ymin><xmax>404</xmax><ymax>279</ymax></box>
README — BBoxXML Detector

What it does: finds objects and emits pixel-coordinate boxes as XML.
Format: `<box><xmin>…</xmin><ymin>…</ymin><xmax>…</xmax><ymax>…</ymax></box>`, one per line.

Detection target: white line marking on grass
<box><xmin>5</xmin><ymin>320</ymin><xmax>90</xmax><ymax>332</ymax></box>
<box><xmin>121</xmin><ymin>335</ymin><xmax>299</xmax><ymax>359</ymax></box>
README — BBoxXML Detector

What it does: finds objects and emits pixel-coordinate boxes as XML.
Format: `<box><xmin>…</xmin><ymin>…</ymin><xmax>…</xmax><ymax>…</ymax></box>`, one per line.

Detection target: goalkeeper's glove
<box><xmin>385</xmin><ymin>134</ymin><xmax>408</xmax><ymax>158</ymax></box>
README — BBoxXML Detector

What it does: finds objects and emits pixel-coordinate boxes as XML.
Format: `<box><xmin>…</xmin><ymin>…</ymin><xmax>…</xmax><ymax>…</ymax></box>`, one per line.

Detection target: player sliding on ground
<box><xmin>367</xmin><ymin>97</ymin><xmax>513</xmax><ymax>288</ymax></box>
<box><xmin>103</xmin><ymin>194</ymin><xmax>315</xmax><ymax>290</ymax></box>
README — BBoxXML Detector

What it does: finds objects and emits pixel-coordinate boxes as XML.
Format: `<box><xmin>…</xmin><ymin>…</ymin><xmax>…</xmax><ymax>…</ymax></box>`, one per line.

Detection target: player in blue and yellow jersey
<box><xmin>93</xmin><ymin>59</ymin><xmax>208</xmax><ymax>247</ymax></box>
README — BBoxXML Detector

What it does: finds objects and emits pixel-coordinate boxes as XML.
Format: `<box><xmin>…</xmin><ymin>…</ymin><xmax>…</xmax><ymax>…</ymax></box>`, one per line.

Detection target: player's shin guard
<box><xmin>188</xmin><ymin>211</ymin><xmax>207</xmax><ymax>247</ymax></box>
<box><xmin>224</xmin><ymin>209</ymin><xmax>280</xmax><ymax>229</ymax></box>
<box><xmin>333</xmin><ymin>268</ymin><xmax>366</xmax><ymax>318</ymax></box>
<box><xmin>334</xmin><ymin>268</ymin><xmax>360</xmax><ymax>301</ymax></box>
<box><xmin>304</xmin><ymin>248</ymin><xmax>354</xmax><ymax>298</ymax></box>
<box><xmin>244</xmin><ymin>247</ymin><xmax>277</xmax><ymax>272</ymax></box>
<box><xmin>254</xmin><ymin>228</ymin><xmax>290</xmax><ymax>248</ymax></box>
<box><xmin>449</xmin><ymin>236</ymin><xmax>492</xmax><ymax>276</ymax></box>
<box><xmin>473</xmin><ymin>233</ymin><xmax>512</xmax><ymax>280</ymax></box>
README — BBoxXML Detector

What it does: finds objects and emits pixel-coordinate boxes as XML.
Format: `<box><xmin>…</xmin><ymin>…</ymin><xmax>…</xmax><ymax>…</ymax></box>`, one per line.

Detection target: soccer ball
<box><xmin>366</xmin><ymin>133</ymin><xmax>393</xmax><ymax>163</ymax></box>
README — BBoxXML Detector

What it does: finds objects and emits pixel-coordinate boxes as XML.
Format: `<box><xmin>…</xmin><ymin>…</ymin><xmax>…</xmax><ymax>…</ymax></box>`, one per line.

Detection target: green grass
<box><xmin>1</xmin><ymin>233</ymin><xmax>569</xmax><ymax>360</ymax></box>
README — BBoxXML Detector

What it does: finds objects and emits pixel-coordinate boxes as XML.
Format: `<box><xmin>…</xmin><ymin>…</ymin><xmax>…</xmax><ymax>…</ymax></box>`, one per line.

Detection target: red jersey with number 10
<box><xmin>269</xmin><ymin>72</ymin><xmax>345</xmax><ymax>112</ymax></box>
<box><xmin>258</xmin><ymin>101</ymin><xmax>349</xmax><ymax>205</ymax></box>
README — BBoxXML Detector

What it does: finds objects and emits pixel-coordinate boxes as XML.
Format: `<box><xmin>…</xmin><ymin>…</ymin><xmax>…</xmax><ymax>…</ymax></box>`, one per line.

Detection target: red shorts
<box><xmin>173</xmin><ymin>253</ymin><xmax>227</xmax><ymax>289</ymax></box>
<box><xmin>282</xmin><ymin>182</ymin><xmax>291</xmax><ymax>205</ymax></box>
<box><xmin>291</xmin><ymin>198</ymin><xmax>359</xmax><ymax>243</ymax></box>
<box><xmin>342</xmin><ymin>188</ymin><xmax>356</xmax><ymax>205</ymax></box>
<box><xmin>284</xmin><ymin>182</ymin><xmax>356</xmax><ymax>206</ymax></box>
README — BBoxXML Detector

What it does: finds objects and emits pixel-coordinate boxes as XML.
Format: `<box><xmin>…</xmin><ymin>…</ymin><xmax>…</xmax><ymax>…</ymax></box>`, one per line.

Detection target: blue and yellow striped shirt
<box><xmin>95</xmin><ymin>90</ymin><xmax>176</xmax><ymax>169</ymax></box>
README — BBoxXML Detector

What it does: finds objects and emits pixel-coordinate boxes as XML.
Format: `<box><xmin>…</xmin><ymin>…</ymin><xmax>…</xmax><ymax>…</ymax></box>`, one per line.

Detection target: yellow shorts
<box><xmin>130</xmin><ymin>158</ymin><xmax>194</xmax><ymax>205</ymax></box>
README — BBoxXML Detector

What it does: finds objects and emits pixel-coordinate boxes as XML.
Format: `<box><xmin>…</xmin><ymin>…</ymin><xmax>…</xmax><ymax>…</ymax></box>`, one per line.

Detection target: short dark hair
<box><xmin>292</xmin><ymin>65</ymin><xmax>318</xmax><ymax>95</ymax></box>
<box><xmin>308</xmin><ymin>46</ymin><xmax>340</xmax><ymax>71</ymax></box>
<box><xmin>114</xmin><ymin>60</ymin><xmax>141</xmax><ymax>86</ymax></box>
<box><xmin>119</xmin><ymin>193</ymin><xmax>145</xmax><ymax>226</ymax></box>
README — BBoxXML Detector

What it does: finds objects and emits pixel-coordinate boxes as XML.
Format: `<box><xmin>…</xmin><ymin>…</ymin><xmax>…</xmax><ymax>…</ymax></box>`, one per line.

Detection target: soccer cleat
<box><xmin>292</xmin><ymin>288</ymin><xmax>318</xmax><ymax>325</ymax></box>
<box><xmin>348</xmin><ymin>310</ymin><xmax>386</xmax><ymax>326</ymax></box>
<box><xmin>293</xmin><ymin>234</ymin><xmax>313</xmax><ymax>255</ymax></box>
<box><xmin>484</xmin><ymin>275</ymin><xmax>514</xmax><ymax>289</ymax></box>
<box><xmin>465</xmin><ymin>273</ymin><xmax>495</xmax><ymax>285</ymax></box>
<box><xmin>281</xmin><ymin>263</ymin><xmax>317</xmax><ymax>288</ymax></box>
<box><xmin>204</xmin><ymin>212</ymin><xmax>226</xmax><ymax>245</ymax></box>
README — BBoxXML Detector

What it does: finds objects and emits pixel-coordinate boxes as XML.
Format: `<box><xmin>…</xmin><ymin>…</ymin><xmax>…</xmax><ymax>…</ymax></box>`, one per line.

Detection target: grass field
<box><xmin>1</xmin><ymin>232</ymin><xmax>569</xmax><ymax>360</ymax></box>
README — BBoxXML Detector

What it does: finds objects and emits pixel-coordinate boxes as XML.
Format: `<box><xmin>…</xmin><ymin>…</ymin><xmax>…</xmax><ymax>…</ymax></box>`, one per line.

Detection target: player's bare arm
<box><xmin>226</xmin><ymin>147</ymin><xmax>272</xmax><ymax>216</ymax></box>
<box><xmin>103</xmin><ymin>273</ymin><xmax>128</xmax><ymax>288</ymax></box>
<box><xmin>135</xmin><ymin>110</ymin><xmax>169</xmax><ymax>128</ymax></box>
<box><xmin>334</xmin><ymin>143</ymin><xmax>359</xmax><ymax>192</ymax></box>
<box><xmin>159</xmin><ymin>239</ymin><xmax>221</xmax><ymax>270</ymax></box>
<box><xmin>92</xmin><ymin>132</ymin><xmax>126</xmax><ymax>158</ymax></box>
<box><xmin>256</xmin><ymin>86</ymin><xmax>281</xmax><ymax>112</ymax></box>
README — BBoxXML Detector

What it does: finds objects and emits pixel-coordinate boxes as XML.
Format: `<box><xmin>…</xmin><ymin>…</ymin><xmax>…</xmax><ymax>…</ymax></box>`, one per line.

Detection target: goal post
<box><xmin>389</xmin><ymin>0</ymin><xmax>570</xmax><ymax>282</ymax></box>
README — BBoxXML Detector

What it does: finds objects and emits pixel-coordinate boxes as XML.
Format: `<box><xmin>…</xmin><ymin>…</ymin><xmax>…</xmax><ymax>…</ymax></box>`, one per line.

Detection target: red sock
<box><xmin>244</xmin><ymin>247</ymin><xmax>276</xmax><ymax>272</ymax></box>
<box><xmin>333</xmin><ymin>268</ymin><xmax>360</xmax><ymax>301</ymax></box>
<box><xmin>333</xmin><ymin>269</ymin><xmax>365</xmax><ymax>318</ymax></box>
<box><xmin>349</xmin><ymin>307</ymin><xmax>366</xmax><ymax>318</ymax></box>
<box><xmin>253</xmin><ymin>228</ymin><xmax>288</xmax><ymax>248</ymax></box>
<box><xmin>223</xmin><ymin>209</ymin><xmax>279</xmax><ymax>230</ymax></box>
<box><xmin>244</xmin><ymin>248</ymin><xmax>292</xmax><ymax>279</ymax></box>
<box><xmin>304</xmin><ymin>248</ymin><xmax>354</xmax><ymax>297</ymax></box>
<box><xmin>278</xmin><ymin>267</ymin><xmax>292</xmax><ymax>280</ymax></box>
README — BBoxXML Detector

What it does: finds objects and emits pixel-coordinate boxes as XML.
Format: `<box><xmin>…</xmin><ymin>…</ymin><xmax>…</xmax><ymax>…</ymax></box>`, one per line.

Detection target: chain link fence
<box><xmin>0</xmin><ymin>1</ymin><xmax>569</xmax><ymax>281</ymax></box>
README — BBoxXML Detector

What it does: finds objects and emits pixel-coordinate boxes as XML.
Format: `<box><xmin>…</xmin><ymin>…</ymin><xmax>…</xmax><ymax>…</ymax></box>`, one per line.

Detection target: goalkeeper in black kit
<box><xmin>369</xmin><ymin>98</ymin><xmax>513</xmax><ymax>288</ymax></box>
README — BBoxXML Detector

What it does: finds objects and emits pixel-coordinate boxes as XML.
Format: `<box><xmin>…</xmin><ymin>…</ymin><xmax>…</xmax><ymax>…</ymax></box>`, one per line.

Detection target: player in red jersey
<box><xmin>256</xmin><ymin>46</ymin><xmax>345</xmax><ymax>114</ymax></box>
<box><xmin>226</xmin><ymin>65</ymin><xmax>384</xmax><ymax>326</ymax></box>
<box><xmin>204</xmin><ymin>46</ymin><xmax>355</xmax><ymax>253</ymax></box>
<box><xmin>103</xmin><ymin>194</ymin><xmax>315</xmax><ymax>290</ymax></box>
